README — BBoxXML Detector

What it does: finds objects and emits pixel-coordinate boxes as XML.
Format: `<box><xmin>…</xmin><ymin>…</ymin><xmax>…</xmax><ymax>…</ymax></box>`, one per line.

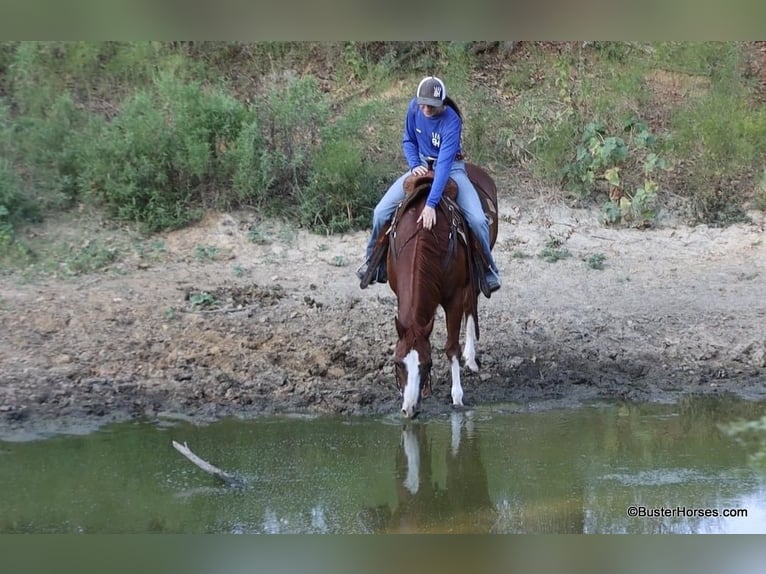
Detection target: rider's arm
<box><xmin>425</xmin><ymin>112</ymin><xmax>462</xmax><ymax>208</ymax></box>
<box><xmin>402</xmin><ymin>100</ymin><xmax>421</xmax><ymax>171</ymax></box>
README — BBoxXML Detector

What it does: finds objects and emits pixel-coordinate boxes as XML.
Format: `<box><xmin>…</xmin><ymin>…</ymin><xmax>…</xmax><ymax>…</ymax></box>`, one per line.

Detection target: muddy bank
<box><xmin>2</xmin><ymin>201</ymin><xmax>765</xmax><ymax>439</ymax></box>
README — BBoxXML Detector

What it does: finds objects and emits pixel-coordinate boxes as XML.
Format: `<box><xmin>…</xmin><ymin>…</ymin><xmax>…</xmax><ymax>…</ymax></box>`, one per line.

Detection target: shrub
<box><xmin>291</xmin><ymin>95</ymin><xmax>400</xmax><ymax>233</ymax></box>
<box><xmin>669</xmin><ymin>91</ymin><xmax>766</xmax><ymax>224</ymax></box>
<box><xmin>300</xmin><ymin>139</ymin><xmax>387</xmax><ymax>233</ymax></box>
<box><xmin>0</xmin><ymin>105</ymin><xmax>42</xmax><ymax>244</ymax></box>
<box><xmin>561</xmin><ymin>118</ymin><xmax>669</xmax><ymax>227</ymax></box>
<box><xmin>255</xmin><ymin>74</ymin><xmax>331</xmax><ymax>202</ymax></box>
<box><xmin>79</xmin><ymin>73</ymin><xmax>253</xmax><ymax>231</ymax></box>
<box><xmin>228</xmin><ymin>118</ymin><xmax>274</xmax><ymax>207</ymax></box>
<box><xmin>11</xmin><ymin>93</ymin><xmax>88</xmax><ymax>208</ymax></box>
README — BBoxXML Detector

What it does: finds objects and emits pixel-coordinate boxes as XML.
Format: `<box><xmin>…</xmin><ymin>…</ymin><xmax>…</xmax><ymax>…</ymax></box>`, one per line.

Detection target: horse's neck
<box><xmin>398</xmin><ymin>291</ymin><xmax>439</xmax><ymax>333</ymax></box>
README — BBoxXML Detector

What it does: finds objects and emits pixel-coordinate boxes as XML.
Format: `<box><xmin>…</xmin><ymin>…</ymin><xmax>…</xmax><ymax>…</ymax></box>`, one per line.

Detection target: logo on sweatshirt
<box><xmin>431</xmin><ymin>132</ymin><xmax>440</xmax><ymax>148</ymax></box>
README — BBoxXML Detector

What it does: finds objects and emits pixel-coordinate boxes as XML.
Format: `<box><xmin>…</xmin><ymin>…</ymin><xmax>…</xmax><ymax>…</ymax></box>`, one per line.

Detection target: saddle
<box><xmin>360</xmin><ymin>171</ymin><xmax>494</xmax><ymax>297</ymax></box>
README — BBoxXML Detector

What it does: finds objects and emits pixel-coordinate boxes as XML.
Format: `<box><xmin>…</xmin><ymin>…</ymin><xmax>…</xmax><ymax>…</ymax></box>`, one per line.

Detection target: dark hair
<box><xmin>444</xmin><ymin>96</ymin><xmax>463</xmax><ymax>121</ymax></box>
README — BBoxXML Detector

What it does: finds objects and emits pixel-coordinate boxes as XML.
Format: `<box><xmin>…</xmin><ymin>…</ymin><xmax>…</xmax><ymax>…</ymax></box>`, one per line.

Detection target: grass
<box><xmin>1</xmin><ymin>41</ymin><xmax>765</xmax><ymax>278</ymax></box>
<box><xmin>247</xmin><ymin>225</ymin><xmax>271</xmax><ymax>245</ymax></box>
<box><xmin>539</xmin><ymin>235</ymin><xmax>571</xmax><ymax>263</ymax></box>
<box><xmin>585</xmin><ymin>253</ymin><xmax>606</xmax><ymax>270</ymax></box>
<box><xmin>189</xmin><ymin>291</ymin><xmax>218</xmax><ymax>309</ymax></box>
<box><xmin>60</xmin><ymin>241</ymin><xmax>121</xmax><ymax>275</ymax></box>
<box><xmin>194</xmin><ymin>245</ymin><xmax>220</xmax><ymax>261</ymax></box>
<box><xmin>330</xmin><ymin>255</ymin><xmax>347</xmax><ymax>267</ymax></box>
<box><xmin>232</xmin><ymin>264</ymin><xmax>246</xmax><ymax>277</ymax></box>
<box><xmin>539</xmin><ymin>246</ymin><xmax>571</xmax><ymax>263</ymax></box>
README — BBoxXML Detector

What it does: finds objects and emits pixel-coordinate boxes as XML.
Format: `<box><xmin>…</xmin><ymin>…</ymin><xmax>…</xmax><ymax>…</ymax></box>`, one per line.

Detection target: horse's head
<box><xmin>394</xmin><ymin>316</ymin><xmax>434</xmax><ymax>418</ymax></box>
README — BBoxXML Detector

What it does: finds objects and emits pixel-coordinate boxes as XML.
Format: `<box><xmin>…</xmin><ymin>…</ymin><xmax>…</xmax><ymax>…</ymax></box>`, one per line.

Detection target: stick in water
<box><xmin>172</xmin><ymin>440</ymin><xmax>245</xmax><ymax>488</ymax></box>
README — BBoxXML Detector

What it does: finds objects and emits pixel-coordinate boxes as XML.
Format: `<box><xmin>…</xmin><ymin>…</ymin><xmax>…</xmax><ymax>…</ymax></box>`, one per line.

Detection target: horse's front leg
<box><xmin>444</xmin><ymin>303</ymin><xmax>464</xmax><ymax>407</ymax></box>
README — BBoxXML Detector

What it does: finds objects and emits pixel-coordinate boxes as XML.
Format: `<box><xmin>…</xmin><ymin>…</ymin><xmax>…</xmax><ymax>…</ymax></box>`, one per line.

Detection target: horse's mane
<box><xmin>395</xmin><ymin>194</ymin><xmax>450</xmax><ymax>331</ymax></box>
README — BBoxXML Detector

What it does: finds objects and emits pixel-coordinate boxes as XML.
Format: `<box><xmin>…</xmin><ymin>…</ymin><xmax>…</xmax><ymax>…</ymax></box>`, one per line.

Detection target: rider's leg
<box><xmin>366</xmin><ymin>171</ymin><xmax>409</xmax><ymax>260</ymax></box>
<box><xmin>358</xmin><ymin>171</ymin><xmax>409</xmax><ymax>283</ymax></box>
<box><xmin>450</xmin><ymin>163</ymin><xmax>501</xmax><ymax>290</ymax></box>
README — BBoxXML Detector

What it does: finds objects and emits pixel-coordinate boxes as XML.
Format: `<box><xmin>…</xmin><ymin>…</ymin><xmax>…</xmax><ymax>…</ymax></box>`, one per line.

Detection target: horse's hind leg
<box><xmin>462</xmin><ymin>313</ymin><xmax>479</xmax><ymax>372</ymax></box>
<box><xmin>444</xmin><ymin>303</ymin><xmax>464</xmax><ymax>407</ymax></box>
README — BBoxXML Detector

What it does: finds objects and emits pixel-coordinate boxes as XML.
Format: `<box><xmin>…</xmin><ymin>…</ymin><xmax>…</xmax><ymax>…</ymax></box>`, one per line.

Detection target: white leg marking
<box><xmin>402</xmin><ymin>427</ymin><xmax>420</xmax><ymax>494</ymax></box>
<box><xmin>463</xmin><ymin>314</ymin><xmax>479</xmax><ymax>372</ymax></box>
<box><xmin>450</xmin><ymin>410</ymin><xmax>464</xmax><ymax>457</ymax></box>
<box><xmin>450</xmin><ymin>355</ymin><xmax>464</xmax><ymax>407</ymax></box>
<box><xmin>401</xmin><ymin>349</ymin><xmax>421</xmax><ymax>418</ymax></box>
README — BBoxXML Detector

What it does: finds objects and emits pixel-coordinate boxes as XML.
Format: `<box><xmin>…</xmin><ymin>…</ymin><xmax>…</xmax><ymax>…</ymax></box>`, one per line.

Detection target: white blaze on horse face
<box><xmin>462</xmin><ymin>314</ymin><xmax>479</xmax><ymax>372</ymax></box>
<box><xmin>402</xmin><ymin>427</ymin><xmax>420</xmax><ymax>494</ymax></box>
<box><xmin>450</xmin><ymin>355</ymin><xmax>464</xmax><ymax>407</ymax></box>
<box><xmin>401</xmin><ymin>349</ymin><xmax>421</xmax><ymax>417</ymax></box>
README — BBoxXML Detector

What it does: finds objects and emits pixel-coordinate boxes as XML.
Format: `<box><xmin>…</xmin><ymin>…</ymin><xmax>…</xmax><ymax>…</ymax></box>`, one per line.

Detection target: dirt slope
<box><xmin>1</xmin><ymin>191</ymin><xmax>765</xmax><ymax>438</ymax></box>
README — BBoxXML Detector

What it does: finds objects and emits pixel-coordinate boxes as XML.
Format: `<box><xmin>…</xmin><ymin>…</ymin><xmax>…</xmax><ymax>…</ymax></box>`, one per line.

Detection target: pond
<box><xmin>2</xmin><ymin>395</ymin><xmax>766</xmax><ymax>533</ymax></box>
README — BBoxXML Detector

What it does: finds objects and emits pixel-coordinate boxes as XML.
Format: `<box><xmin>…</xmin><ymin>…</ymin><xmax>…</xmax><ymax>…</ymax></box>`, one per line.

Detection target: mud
<box><xmin>1</xmin><ymin>195</ymin><xmax>765</xmax><ymax>440</ymax></box>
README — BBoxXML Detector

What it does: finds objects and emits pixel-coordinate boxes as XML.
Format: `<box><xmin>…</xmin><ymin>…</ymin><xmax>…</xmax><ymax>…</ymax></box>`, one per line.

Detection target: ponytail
<box><xmin>444</xmin><ymin>96</ymin><xmax>463</xmax><ymax>121</ymax></box>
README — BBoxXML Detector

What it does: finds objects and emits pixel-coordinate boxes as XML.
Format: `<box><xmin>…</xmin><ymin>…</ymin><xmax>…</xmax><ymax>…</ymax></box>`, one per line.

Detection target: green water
<box><xmin>1</xmin><ymin>396</ymin><xmax>766</xmax><ymax>533</ymax></box>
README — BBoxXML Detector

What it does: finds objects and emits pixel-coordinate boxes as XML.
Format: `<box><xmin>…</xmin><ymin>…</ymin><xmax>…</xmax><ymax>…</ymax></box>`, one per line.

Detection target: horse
<box><xmin>382</xmin><ymin>164</ymin><xmax>498</xmax><ymax>418</ymax></box>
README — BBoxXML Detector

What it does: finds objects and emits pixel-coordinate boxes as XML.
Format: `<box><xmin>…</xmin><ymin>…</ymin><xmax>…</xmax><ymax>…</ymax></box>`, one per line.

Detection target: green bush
<box><xmin>229</xmin><ymin>119</ymin><xmax>274</xmax><ymax>206</ymax></box>
<box><xmin>295</xmin><ymin>96</ymin><xmax>401</xmax><ymax>233</ymax></box>
<box><xmin>74</xmin><ymin>70</ymin><xmax>342</xmax><ymax>232</ymax></box>
<box><xmin>12</xmin><ymin>93</ymin><xmax>88</xmax><ymax>207</ymax></box>
<box><xmin>256</xmin><ymin>74</ymin><xmax>331</xmax><ymax>201</ymax></box>
<box><xmin>0</xmin><ymin>205</ymin><xmax>13</xmax><ymax>247</ymax></box>
<box><xmin>78</xmin><ymin>73</ymin><xmax>253</xmax><ymax>231</ymax></box>
<box><xmin>0</xmin><ymin>162</ymin><xmax>36</xmax><ymax>219</ymax></box>
<box><xmin>670</xmin><ymin>91</ymin><xmax>766</xmax><ymax>224</ymax></box>
<box><xmin>560</xmin><ymin>118</ymin><xmax>668</xmax><ymax>227</ymax></box>
<box><xmin>2</xmin><ymin>40</ymin><xmax>766</xmax><ymax>245</ymax></box>
<box><xmin>300</xmin><ymin>139</ymin><xmax>387</xmax><ymax>233</ymax></box>
<box><xmin>0</xmin><ymin>104</ymin><xmax>42</xmax><ymax>244</ymax></box>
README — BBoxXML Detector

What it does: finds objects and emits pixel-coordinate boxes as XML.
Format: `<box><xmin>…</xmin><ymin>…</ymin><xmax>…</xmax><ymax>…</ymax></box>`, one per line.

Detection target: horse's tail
<box><xmin>465</xmin><ymin>163</ymin><xmax>498</xmax><ymax>249</ymax></box>
<box><xmin>441</xmin><ymin>196</ymin><xmax>481</xmax><ymax>342</ymax></box>
<box><xmin>464</xmin><ymin>267</ymin><xmax>481</xmax><ymax>341</ymax></box>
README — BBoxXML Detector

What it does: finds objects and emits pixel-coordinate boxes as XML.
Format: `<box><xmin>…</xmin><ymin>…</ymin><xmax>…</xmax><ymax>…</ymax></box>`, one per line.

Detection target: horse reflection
<box><xmin>358</xmin><ymin>412</ymin><xmax>589</xmax><ymax>533</ymax></box>
<box><xmin>358</xmin><ymin>412</ymin><xmax>495</xmax><ymax>533</ymax></box>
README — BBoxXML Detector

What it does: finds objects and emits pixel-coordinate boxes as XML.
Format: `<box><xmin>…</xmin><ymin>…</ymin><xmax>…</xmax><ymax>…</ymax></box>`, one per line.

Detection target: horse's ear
<box><xmin>395</xmin><ymin>316</ymin><xmax>405</xmax><ymax>338</ymax></box>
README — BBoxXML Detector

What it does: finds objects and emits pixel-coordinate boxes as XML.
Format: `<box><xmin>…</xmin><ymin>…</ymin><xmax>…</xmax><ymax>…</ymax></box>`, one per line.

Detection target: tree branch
<box><xmin>172</xmin><ymin>440</ymin><xmax>245</xmax><ymax>488</ymax></box>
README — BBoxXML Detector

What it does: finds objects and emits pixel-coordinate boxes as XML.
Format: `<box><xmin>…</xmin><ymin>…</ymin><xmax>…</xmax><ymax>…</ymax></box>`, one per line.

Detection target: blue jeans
<box><xmin>366</xmin><ymin>161</ymin><xmax>498</xmax><ymax>273</ymax></box>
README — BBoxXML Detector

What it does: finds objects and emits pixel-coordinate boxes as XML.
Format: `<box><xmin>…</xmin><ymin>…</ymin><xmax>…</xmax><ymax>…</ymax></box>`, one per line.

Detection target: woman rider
<box><xmin>357</xmin><ymin>75</ymin><xmax>501</xmax><ymax>296</ymax></box>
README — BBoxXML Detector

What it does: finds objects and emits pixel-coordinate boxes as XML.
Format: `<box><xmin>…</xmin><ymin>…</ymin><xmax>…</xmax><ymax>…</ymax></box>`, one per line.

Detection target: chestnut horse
<box><xmin>386</xmin><ymin>165</ymin><xmax>497</xmax><ymax>418</ymax></box>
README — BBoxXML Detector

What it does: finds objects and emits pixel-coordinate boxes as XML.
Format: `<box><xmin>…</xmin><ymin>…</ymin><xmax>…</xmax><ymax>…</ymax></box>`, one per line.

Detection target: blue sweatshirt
<box><xmin>401</xmin><ymin>98</ymin><xmax>463</xmax><ymax>208</ymax></box>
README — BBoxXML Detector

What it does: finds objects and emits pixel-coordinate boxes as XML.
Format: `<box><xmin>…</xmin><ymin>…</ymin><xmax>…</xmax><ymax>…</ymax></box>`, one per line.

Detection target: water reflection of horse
<box><xmin>358</xmin><ymin>413</ymin><xmax>496</xmax><ymax>533</ymax></box>
<box><xmin>380</xmin><ymin>164</ymin><xmax>498</xmax><ymax>418</ymax></box>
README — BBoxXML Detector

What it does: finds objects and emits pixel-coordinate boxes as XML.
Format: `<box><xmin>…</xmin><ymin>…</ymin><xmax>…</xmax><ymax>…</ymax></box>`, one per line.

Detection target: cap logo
<box><xmin>416</xmin><ymin>76</ymin><xmax>446</xmax><ymax>104</ymax></box>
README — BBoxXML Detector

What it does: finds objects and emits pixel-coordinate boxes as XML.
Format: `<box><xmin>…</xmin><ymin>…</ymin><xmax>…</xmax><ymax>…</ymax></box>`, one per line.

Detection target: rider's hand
<box><xmin>411</xmin><ymin>165</ymin><xmax>428</xmax><ymax>176</ymax></box>
<box><xmin>417</xmin><ymin>205</ymin><xmax>436</xmax><ymax>230</ymax></box>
